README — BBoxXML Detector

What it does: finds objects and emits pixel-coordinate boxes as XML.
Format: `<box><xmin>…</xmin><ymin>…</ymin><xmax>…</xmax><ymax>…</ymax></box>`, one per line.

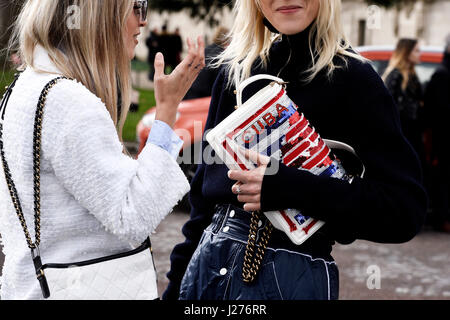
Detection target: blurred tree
<box><xmin>150</xmin><ymin>0</ymin><xmax>231</xmax><ymax>26</ymax></box>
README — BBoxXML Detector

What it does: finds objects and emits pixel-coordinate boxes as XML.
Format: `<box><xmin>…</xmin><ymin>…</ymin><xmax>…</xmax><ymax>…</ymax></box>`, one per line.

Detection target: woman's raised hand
<box><xmin>153</xmin><ymin>36</ymin><xmax>205</xmax><ymax>128</ymax></box>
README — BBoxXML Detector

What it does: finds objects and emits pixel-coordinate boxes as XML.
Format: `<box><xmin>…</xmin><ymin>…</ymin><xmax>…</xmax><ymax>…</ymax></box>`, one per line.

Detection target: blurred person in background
<box><xmin>383</xmin><ymin>39</ymin><xmax>425</xmax><ymax>166</ymax></box>
<box><xmin>146</xmin><ymin>28</ymin><xmax>160</xmax><ymax>81</ymax></box>
<box><xmin>424</xmin><ymin>34</ymin><xmax>450</xmax><ymax>233</ymax></box>
<box><xmin>174</xmin><ymin>28</ymin><xmax>183</xmax><ymax>66</ymax></box>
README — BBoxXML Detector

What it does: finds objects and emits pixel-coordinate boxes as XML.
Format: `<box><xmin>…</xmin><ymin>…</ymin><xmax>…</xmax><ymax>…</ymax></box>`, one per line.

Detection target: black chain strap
<box><xmin>0</xmin><ymin>76</ymin><xmax>69</xmax><ymax>250</ymax></box>
<box><xmin>242</xmin><ymin>210</ymin><xmax>273</xmax><ymax>283</ymax></box>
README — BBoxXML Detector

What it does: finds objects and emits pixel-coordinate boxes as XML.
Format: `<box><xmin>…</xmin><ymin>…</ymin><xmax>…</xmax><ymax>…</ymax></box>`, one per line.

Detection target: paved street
<box><xmin>1</xmin><ymin>208</ymin><xmax>449</xmax><ymax>300</ymax></box>
<box><xmin>152</xmin><ymin>210</ymin><xmax>450</xmax><ymax>300</ymax></box>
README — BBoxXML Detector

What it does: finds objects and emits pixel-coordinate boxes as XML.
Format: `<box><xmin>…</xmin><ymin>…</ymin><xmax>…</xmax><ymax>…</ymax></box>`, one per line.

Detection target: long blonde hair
<box><xmin>382</xmin><ymin>38</ymin><xmax>418</xmax><ymax>90</ymax></box>
<box><xmin>214</xmin><ymin>0</ymin><xmax>365</xmax><ymax>88</ymax></box>
<box><xmin>9</xmin><ymin>0</ymin><xmax>133</xmax><ymax>141</ymax></box>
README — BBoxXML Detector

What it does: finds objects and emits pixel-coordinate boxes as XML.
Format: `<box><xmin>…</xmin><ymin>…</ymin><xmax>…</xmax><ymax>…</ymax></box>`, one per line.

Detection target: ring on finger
<box><xmin>236</xmin><ymin>185</ymin><xmax>241</xmax><ymax>194</ymax></box>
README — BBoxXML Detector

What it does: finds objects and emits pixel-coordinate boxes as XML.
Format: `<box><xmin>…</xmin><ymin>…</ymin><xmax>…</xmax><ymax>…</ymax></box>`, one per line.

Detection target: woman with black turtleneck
<box><xmin>163</xmin><ymin>0</ymin><xmax>427</xmax><ymax>300</ymax></box>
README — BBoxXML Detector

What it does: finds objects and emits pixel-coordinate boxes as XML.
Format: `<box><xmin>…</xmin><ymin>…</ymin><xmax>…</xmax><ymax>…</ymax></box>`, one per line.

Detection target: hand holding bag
<box><xmin>0</xmin><ymin>75</ymin><xmax>158</xmax><ymax>300</ymax></box>
<box><xmin>206</xmin><ymin>74</ymin><xmax>365</xmax><ymax>282</ymax></box>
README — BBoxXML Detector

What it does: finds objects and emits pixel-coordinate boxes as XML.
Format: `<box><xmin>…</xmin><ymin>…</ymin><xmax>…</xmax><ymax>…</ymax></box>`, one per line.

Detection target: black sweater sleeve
<box><xmin>261</xmin><ymin>61</ymin><xmax>427</xmax><ymax>244</ymax></box>
<box><xmin>162</xmin><ymin>69</ymin><xmax>226</xmax><ymax>300</ymax></box>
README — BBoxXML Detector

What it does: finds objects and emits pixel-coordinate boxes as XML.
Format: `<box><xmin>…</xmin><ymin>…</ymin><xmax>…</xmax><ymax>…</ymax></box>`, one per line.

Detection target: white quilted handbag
<box><xmin>42</xmin><ymin>239</ymin><xmax>158</xmax><ymax>300</ymax></box>
<box><xmin>0</xmin><ymin>75</ymin><xmax>158</xmax><ymax>300</ymax></box>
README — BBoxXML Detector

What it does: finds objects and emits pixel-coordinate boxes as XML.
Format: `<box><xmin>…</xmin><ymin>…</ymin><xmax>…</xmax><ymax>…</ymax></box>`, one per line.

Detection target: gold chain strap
<box><xmin>0</xmin><ymin>76</ymin><xmax>68</xmax><ymax>250</ymax></box>
<box><xmin>242</xmin><ymin>210</ymin><xmax>274</xmax><ymax>283</ymax></box>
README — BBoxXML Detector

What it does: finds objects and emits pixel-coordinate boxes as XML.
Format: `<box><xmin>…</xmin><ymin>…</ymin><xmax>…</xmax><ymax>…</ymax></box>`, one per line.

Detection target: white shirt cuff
<box><xmin>146</xmin><ymin>120</ymin><xmax>183</xmax><ymax>159</ymax></box>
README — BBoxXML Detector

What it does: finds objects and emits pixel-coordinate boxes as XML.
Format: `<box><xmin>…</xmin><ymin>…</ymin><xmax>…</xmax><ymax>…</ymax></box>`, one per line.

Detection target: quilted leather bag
<box><xmin>0</xmin><ymin>75</ymin><xmax>158</xmax><ymax>300</ymax></box>
<box><xmin>42</xmin><ymin>238</ymin><xmax>158</xmax><ymax>300</ymax></box>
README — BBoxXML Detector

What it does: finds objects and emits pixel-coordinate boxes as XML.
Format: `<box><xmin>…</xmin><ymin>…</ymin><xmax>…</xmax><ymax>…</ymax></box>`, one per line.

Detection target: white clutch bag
<box><xmin>206</xmin><ymin>74</ymin><xmax>364</xmax><ymax>245</ymax></box>
<box><xmin>42</xmin><ymin>239</ymin><xmax>158</xmax><ymax>300</ymax></box>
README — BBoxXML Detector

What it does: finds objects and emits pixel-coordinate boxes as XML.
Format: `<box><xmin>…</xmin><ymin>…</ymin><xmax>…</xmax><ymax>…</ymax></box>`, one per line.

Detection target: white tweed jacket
<box><xmin>0</xmin><ymin>46</ymin><xmax>190</xmax><ymax>299</ymax></box>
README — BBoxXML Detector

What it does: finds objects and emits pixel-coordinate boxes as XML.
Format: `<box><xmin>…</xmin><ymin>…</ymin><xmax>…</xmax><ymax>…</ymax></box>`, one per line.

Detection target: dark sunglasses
<box><xmin>133</xmin><ymin>0</ymin><xmax>148</xmax><ymax>23</ymax></box>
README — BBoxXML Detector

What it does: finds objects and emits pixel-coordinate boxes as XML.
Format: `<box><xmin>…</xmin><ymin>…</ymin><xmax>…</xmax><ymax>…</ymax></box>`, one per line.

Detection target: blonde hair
<box><xmin>9</xmin><ymin>0</ymin><xmax>133</xmax><ymax>141</ymax></box>
<box><xmin>382</xmin><ymin>38</ymin><xmax>418</xmax><ymax>90</ymax></box>
<box><xmin>213</xmin><ymin>0</ymin><xmax>365</xmax><ymax>88</ymax></box>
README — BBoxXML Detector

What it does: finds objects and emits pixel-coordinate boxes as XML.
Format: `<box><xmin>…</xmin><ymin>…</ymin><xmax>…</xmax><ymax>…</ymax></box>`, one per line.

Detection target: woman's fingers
<box><xmin>153</xmin><ymin>36</ymin><xmax>206</xmax><ymax>127</ymax></box>
<box><xmin>232</xmin><ymin>182</ymin><xmax>260</xmax><ymax>195</ymax></box>
<box><xmin>154</xmin><ymin>36</ymin><xmax>205</xmax><ymax>106</ymax></box>
<box><xmin>228</xmin><ymin>170</ymin><xmax>250</xmax><ymax>184</ymax></box>
<box><xmin>237</xmin><ymin>194</ymin><xmax>260</xmax><ymax>203</ymax></box>
<box><xmin>154</xmin><ymin>52</ymin><xmax>165</xmax><ymax>79</ymax></box>
<box><xmin>177</xmin><ymin>36</ymin><xmax>205</xmax><ymax>74</ymax></box>
<box><xmin>228</xmin><ymin>164</ymin><xmax>266</xmax><ymax>184</ymax></box>
<box><xmin>239</xmin><ymin>147</ymin><xmax>270</xmax><ymax>166</ymax></box>
<box><xmin>193</xmin><ymin>36</ymin><xmax>205</xmax><ymax>69</ymax></box>
<box><xmin>228</xmin><ymin>151</ymin><xmax>268</xmax><ymax>212</ymax></box>
<box><xmin>243</xmin><ymin>203</ymin><xmax>261</xmax><ymax>212</ymax></box>
<box><xmin>177</xmin><ymin>38</ymin><xmax>197</xmax><ymax>71</ymax></box>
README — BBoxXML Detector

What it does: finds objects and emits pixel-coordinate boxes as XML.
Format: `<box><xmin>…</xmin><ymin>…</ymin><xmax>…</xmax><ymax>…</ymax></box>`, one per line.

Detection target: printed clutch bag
<box><xmin>206</xmin><ymin>74</ymin><xmax>364</xmax><ymax>245</ymax></box>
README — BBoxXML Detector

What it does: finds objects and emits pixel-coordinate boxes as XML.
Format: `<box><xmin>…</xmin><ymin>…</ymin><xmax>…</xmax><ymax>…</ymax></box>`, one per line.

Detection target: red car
<box><xmin>136</xmin><ymin>45</ymin><xmax>444</xmax><ymax>208</ymax></box>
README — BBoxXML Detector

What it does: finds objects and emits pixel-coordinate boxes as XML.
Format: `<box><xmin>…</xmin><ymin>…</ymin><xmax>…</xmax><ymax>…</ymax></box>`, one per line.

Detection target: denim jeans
<box><xmin>179</xmin><ymin>204</ymin><xmax>339</xmax><ymax>300</ymax></box>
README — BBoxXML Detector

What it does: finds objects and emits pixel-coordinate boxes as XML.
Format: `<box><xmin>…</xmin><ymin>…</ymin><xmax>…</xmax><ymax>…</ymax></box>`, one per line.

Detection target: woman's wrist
<box><xmin>155</xmin><ymin>105</ymin><xmax>177</xmax><ymax>128</ymax></box>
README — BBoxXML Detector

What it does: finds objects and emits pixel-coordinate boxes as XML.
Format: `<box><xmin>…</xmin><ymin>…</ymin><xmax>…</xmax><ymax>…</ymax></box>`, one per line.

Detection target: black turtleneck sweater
<box><xmin>163</xmin><ymin>26</ymin><xmax>427</xmax><ymax>300</ymax></box>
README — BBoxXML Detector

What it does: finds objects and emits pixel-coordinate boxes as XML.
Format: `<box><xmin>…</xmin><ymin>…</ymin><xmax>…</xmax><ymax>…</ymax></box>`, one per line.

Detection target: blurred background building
<box><xmin>132</xmin><ymin>0</ymin><xmax>450</xmax><ymax>61</ymax></box>
<box><xmin>134</xmin><ymin>6</ymin><xmax>234</xmax><ymax>61</ymax></box>
<box><xmin>342</xmin><ymin>0</ymin><xmax>450</xmax><ymax>47</ymax></box>
<box><xmin>1</xmin><ymin>0</ymin><xmax>449</xmax><ymax>62</ymax></box>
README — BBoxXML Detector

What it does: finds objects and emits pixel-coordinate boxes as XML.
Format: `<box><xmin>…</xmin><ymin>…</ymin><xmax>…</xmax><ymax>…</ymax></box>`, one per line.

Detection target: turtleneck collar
<box><xmin>282</xmin><ymin>23</ymin><xmax>315</xmax><ymax>57</ymax></box>
<box><xmin>263</xmin><ymin>18</ymin><xmax>316</xmax><ymax>80</ymax></box>
<box><xmin>263</xmin><ymin>17</ymin><xmax>314</xmax><ymax>48</ymax></box>
<box><xmin>263</xmin><ymin>17</ymin><xmax>279</xmax><ymax>33</ymax></box>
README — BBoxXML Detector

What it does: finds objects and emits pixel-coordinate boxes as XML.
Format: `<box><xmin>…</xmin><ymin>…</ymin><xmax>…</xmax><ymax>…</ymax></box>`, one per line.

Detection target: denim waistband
<box><xmin>208</xmin><ymin>204</ymin><xmax>334</xmax><ymax>261</ymax></box>
<box><xmin>208</xmin><ymin>204</ymin><xmax>270</xmax><ymax>243</ymax></box>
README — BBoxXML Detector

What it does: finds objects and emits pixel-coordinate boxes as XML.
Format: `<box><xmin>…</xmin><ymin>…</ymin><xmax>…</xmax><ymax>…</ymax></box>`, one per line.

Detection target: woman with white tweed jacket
<box><xmin>0</xmin><ymin>0</ymin><xmax>204</xmax><ymax>299</ymax></box>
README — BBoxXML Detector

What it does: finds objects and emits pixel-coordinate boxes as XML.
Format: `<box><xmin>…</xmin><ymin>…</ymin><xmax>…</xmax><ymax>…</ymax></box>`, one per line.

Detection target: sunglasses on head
<box><xmin>133</xmin><ymin>0</ymin><xmax>148</xmax><ymax>23</ymax></box>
